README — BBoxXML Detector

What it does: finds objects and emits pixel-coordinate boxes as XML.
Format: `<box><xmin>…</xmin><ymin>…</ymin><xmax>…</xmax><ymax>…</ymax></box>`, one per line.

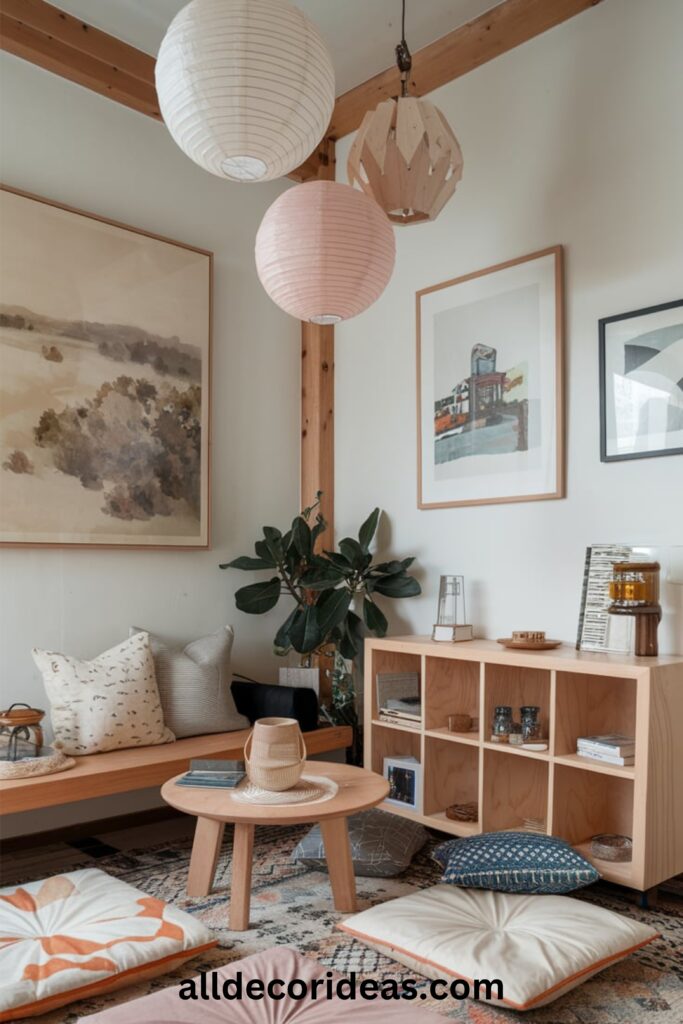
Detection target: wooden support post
<box><xmin>300</xmin><ymin>138</ymin><xmax>335</xmax><ymax>548</ymax></box>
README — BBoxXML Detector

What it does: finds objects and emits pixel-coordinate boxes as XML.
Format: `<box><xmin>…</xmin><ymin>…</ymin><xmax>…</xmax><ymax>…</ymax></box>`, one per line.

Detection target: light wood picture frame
<box><xmin>417</xmin><ymin>246</ymin><xmax>564</xmax><ymax>509</ymax></box>
<box><xmin>0</xmin><ymin>185</ymin><xmax>212</xmax><ymax>548</ymax></box>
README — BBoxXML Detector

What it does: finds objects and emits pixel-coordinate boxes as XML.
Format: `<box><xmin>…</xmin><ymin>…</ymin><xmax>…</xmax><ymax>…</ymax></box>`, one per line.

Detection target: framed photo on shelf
<box><xmin>417</xmin><ymin>246</ymin><xmax>564</xmax><ymax>509</ymax></box>
<box><xmin>383</xmin><ymin>756</ymin><xmax>421</xmax><ymax>813</ymax></box>
<box><xmin>0</xmin><ymin>185</ymin><xmax>212</xmax><ymax>548</ymax></box>
<box><xmin>599</xmin><ymin>299</ymin><xmax>683</xmax><ymax>462</ymax></box>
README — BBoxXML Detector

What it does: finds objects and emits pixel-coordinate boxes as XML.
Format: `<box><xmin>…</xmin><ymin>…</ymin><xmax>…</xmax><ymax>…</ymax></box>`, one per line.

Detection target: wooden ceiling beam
<box><xmin>0</xmin><ymin>0</ymin><xmax>602</xmax><ymax>179</ymax></box>
<box><xmin>326</xmin><ymin>0</ymin><xmax>602</xmax><ymax>141</ymax></box>
<box><xmin>0</xmin><ymin>0</ymin><xmax>160</xmax><ymax>120</ymax></box>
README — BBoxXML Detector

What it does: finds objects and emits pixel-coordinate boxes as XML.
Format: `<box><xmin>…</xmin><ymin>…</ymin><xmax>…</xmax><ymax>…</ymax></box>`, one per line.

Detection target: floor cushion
<box><xmin>293</xmin><ymin>808</ymin><xmax>428</xmax><ymax>877</ymax></box>
<box><xmin>433</xmin><ymin>830</ymin><xmax>600</xmax><ymax>893</ymax></box>
<box><xmin>80</xmin><ymin>946</ymin><xmax>442</xmax><ymax>1022</ymax></box>
<box><xmin>337</xmin><ymin>884</ymin><xmax>658</xmax><ymax>1011</ymax></box>
<box><xmin>33</xmin><ymin>632</ymin><xmax>174</xmax><ymax>755</ymax></box>
<box><xmin>0</xmin><ymin>868</ymin><xmax>215</xmax><ymax>1021</ymax></box>
<box><xmin>130</xmin><ymin>625</ymin><xmax>249</xmax><ymax>738</ymax></box>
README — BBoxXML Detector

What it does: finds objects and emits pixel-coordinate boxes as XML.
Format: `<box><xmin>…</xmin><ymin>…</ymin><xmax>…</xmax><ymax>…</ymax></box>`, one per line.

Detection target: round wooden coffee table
<box><xmin>161</xmin><ymin>761</ymin><xmax>389</xmax><ymax>930</ymax></box>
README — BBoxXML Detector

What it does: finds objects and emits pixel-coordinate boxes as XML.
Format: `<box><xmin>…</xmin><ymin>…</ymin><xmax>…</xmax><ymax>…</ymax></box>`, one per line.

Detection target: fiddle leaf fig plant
<box><xmin>219</xmin><ymin>494</ymin><xmax>421</xmax><ymax>659</ymax></box>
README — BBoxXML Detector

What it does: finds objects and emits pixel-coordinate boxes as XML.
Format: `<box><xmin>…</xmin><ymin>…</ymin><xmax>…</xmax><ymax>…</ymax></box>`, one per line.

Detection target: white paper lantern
<box><xmin>156</xmin><ymin>0</ymin><xmax>335</xmax><ymax>183</ymax></box>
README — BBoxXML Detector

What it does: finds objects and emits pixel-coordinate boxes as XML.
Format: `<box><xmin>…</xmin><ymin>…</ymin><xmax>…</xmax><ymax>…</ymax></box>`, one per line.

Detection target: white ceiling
<box><xmin>49</xmin><ymin>0</ymin><xmax>501</xmax><ymax>95</ymax></box>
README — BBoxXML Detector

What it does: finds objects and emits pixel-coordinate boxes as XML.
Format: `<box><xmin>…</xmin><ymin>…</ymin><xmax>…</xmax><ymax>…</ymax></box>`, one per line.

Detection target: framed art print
<box><xmin>383</xmin><ymin>756</ymin><xmax>422</xmax><ymax>813</ymax></box>
<box><xmin>599</xmin><ymin>299</ymin><xmax>683</xmax><ymax>462</ymax></box>
<box><xmin>0</xmin><ymin>185</ymin><xmax>211</xmax><ymax>547</ymax></box>
<box><xmin>417</xmin><ymin>246</ymin><xmax>564</xmax><ymax>509</ymax></box>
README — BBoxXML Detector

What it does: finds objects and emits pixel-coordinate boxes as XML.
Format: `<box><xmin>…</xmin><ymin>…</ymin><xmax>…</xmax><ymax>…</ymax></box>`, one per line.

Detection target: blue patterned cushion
<box><xmin>433</xmin><ymin>831</ymin><xmax>600</xmax><ymax>894</ymax></box>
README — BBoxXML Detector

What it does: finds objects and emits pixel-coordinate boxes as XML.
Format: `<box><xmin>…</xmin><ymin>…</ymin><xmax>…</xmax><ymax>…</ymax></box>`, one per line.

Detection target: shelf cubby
<box><xmin>364</xmin><ymin>636</ymin><xmax>683</xmax><ymax>892</ymax></box>
<box><xmin>481</xmin><ymin>747</ymin><xmax>549</xmax><ymax>833</ymax></box>
<box><xmin>483</xmin><ymin>662</ymin><xmax>551</xmax><ymax>745</ymax></box>
<box><xmin>423</xmin><ymin>656</ymin><xmax>480</xmax><ymax>740</ymax></box>
<box><xmin>370</xmin><ymin>648</ymin><xmax>421</xmax><ymax>722</ymax></box>
<box><xmin>369</xmin><ymin>721</ymin><xmax>420</xmax><ymax>778</ymax></box>
<box><xmin>552</xmin><ymin>763</ymin><xmax>635</xmax><ymax>884</ymax></box>
<box><xmin>554</xmin><ymin>671</ymin><xmax>636</xmax><ymax>759</ymax></box>
<box><xmin>423</xmin><ymin>735</ymin><xmax>478</xmax><ymax>832</ymax></box>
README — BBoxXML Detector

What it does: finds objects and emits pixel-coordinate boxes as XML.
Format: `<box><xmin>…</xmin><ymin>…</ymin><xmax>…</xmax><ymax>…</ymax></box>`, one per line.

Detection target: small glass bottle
<box><xmin>492</xmin><ymin>706</ymin><xmax>513</xmax><ymax>743</ymax></box>
<box><xmin>520</xmin><ymin>706</ymin><xmax>541</xmax><ymax>742</ymax></box>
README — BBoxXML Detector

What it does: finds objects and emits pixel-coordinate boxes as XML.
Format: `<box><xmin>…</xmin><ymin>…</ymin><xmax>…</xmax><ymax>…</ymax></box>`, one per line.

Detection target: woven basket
<box><xmin>244</xmin><ymin>717</ymin><xmax>306</xmax><ymax>792</ymax></box>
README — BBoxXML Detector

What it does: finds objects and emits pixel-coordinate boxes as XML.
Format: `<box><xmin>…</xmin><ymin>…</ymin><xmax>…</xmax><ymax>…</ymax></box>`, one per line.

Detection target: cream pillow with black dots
<box><xmin>33</xmin><ymin>632</ymin><xmax>174</xmax><ymax>755</ymax></box>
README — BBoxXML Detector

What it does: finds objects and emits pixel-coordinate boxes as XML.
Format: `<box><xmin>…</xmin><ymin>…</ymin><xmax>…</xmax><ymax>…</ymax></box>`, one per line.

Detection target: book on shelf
<box><xmin>575</xmin><ymin>747</ymin><xmax>634</xmax><ymax>767</ymax></box>
<box><xmin>378</xmin><ymin>710</ymin><xmax>421</xmax><ymax>729</ymax></box>
<box><xmin>576</xmin><ymin>735</ymin><xmax>635</xmax><ymax>756</ymax></box>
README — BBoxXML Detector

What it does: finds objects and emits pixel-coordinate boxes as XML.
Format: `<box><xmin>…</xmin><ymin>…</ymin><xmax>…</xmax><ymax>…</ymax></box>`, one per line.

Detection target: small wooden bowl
<box><xmin>497</xmin><ymin>637</ymin><xmax>562</xmax><ymax>650</ymax></box>
<box><xmin>446</xmin><ymin>802</ymin><xmax>478</xmax><ymax>822</ymax></box>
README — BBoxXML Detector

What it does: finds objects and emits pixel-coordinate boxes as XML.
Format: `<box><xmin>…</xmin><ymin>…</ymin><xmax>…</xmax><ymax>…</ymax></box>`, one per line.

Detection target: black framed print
<box><xmin>599</xmin><ymin>299</ymin><xmax>683</xmax><ymax>462</ymax></box>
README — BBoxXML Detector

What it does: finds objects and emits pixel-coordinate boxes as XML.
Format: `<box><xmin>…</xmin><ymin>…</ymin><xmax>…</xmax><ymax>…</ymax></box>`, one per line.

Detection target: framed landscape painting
<box><xmin>0</xmin><ymin>186</ymin><xmax>211</xmax><ymax>547</ymax></box>
<box><xmin>599</xmin><ymin>299</ymin><xmax>683</xmax><ymax>462</ymax></box>
<box><xmin>417</xmin><ymin>246</ymin><xmax>564</xmax><ymax>509</ymax></box>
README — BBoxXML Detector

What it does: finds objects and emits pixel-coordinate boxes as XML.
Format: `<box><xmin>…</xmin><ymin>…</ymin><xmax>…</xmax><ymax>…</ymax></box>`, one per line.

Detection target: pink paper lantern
<box><xmin>255</xmin><ymin>181</ymin><xmax>396</xmax><ymax>324</ymax></box>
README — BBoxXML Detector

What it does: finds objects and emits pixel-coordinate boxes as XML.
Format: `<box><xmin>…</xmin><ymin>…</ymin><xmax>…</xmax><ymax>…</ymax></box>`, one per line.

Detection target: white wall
<box><xmin>335</xmin><ymin>0</ymin><xmax>683</xmax><ymax>648</ymax></box>
<box><xmin>0</xmin><ymin>55</ymin><xmax>302</xmax><ymax>836</ymax></box>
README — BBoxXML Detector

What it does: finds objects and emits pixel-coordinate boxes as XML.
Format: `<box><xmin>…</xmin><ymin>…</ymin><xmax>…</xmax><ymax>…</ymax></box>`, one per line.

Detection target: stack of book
<box><xmin>176</xmin><ymin>759</ymin><xmax>246</xmax><ymax>789</ymax></box>
<box><xmin>575</xmin><ymin>734</ymin><xmax>635</xmax><ymax>766</ymax></box>
<box><xmin>378</xmin><ymin>696</ymin><xmax>422</xmax><ymax>729</ymax></box>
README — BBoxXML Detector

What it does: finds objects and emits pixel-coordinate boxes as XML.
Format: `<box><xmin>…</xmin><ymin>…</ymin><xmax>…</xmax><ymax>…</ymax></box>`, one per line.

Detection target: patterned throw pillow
<box><xmin>130</xmin><ymin>625</ymin><xmax>249</xmax><ymax>738</ymax></box>
<box><xmin>0</xmin><ymin>869</ymin><xmax>215</xmax><ymax>1021</ymax></box>
<box><xmin>433</xmin><ymin>831</ymin><xmax>600</xmax><ymax>894</ymax></box>
<box><xmin>33</xmin><ymin>632</ymin><xmax>174</xmax><ymax>755</ymax></box>
<box><xmin>293</xmin><ymin>808</ymin><xmax>428</xmax><ymax>877</ymax></box>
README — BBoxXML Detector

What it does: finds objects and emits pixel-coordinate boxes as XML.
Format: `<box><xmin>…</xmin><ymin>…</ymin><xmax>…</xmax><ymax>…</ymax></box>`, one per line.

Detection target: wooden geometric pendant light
<box><xmin>347</xmin><ymin>0</ymin><xmax>463</xmax><ymax>225</ymax></box>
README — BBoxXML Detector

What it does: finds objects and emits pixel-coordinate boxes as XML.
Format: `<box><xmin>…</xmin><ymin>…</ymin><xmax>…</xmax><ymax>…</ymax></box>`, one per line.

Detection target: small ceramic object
<box><xmin>446</xmin><ymin>801</ymin><xmax>478</xmax><ymax>822</ymax></box>
<box><xmin>521</xmin><ymin>742</ymin><xmax>548</xmax><ymax>752</ymax></box>
<box><xmin>520</xmin><ymin>705</ymin><xmax>541</xmax><ymax>742</ymax></box>
<box><xmin>492</xmin><ymin>705</ymin><xmax>513</xmax><ymax>742</ymax></box>
<box><xmin>591</xmin><ymin>833</ymin><xmax>633</xmax><ymax>862</ymax></box>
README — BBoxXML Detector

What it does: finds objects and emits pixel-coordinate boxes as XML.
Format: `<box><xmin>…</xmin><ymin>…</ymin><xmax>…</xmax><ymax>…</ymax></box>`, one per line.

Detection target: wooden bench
<box><xmin>0</xmin><ymin>725</ymin><xmax>352</xmax><ymax>816</ymax></box>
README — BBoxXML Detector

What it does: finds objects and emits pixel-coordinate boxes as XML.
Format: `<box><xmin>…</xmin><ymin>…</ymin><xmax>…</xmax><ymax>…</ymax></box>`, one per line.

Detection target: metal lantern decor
<box><xmin>156</xmin><ymin>0</ymin><xmax>335</xmax><ymax>183</ymax></box>
<box><xmin>255</xmin><ymin>181</ymin><xmax>396</xmax><ymax>324</ymax></box>
<box><xmin>347</xmin><ymin>1</ymin><xmax>463</xmax><ymax>224</ymax></box>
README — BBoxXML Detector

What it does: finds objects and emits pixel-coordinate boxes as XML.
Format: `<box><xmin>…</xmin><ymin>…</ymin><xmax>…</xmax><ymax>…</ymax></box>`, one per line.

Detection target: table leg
<box><xmin>320</xmin><ymin>816</ymin><xmax>356</xmax><ymax>913</ymax></box>
<box><xmin>229</xmin><ymin>822</ymin><xmax>254</xmax><ymax>930</ymax></box>
<box><xmin>187</xmin><ymin>817</ymin><xmax>224</xmax><ymax>897</ymax></box>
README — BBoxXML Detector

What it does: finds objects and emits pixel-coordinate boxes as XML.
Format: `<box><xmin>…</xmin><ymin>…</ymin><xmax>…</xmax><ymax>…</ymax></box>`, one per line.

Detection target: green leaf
<box><xmin>300</xmin><ymin>566</ymin><xmax>346</xmax><ymax>590</ymax></box>
<box><xmin>234</xmin><ymin>577</ymin><xmax>281</xmax><ymax>614</ymax></box>
<box><xmin>274</xmin><ymin>606</ymin><xmax>299</xmax><ymax>651</ymax></box>
<box><xmin>262</xmin><ymin>526</ymin><xmax>283</xmax><ymax>562</ymax></box>
<box><xmin>323</xmin><ymin>550</ymin><xmax>353</xmax><ymax>571</ymax></box>
<box><xmin>339</xmin><ymin>610</ymin><xmax>364</xmax><ymax>659</ymax></box>
<box><xmin>220</xmin><ymin>555</ymin><xmax>273</xmax><ymax>571</ymax></box>
<box><xmin>289</xmin><ymin>606</ymin><xmax>323</xmax><ymax>654</ymax></box>
<box><xmin>371</xmin><ymin>557</ymin><xmax>415</xmax><ymax>575</ymax></box>
<box><xmin>363</xmin><ymin>598</ymin><xmax>388</xmax><ymax>636</ymax></box>
<box><xmin>339</xmin><ymin>537</ymin><xmax>368</xmax><ymax>570</ymax></box>
<box><xmin>290</xmin><ymin>516</ymin><xmax>312</xmax><ymax>559</ymax></box>
<box><xmin>372</xmin><ymin>574</ymin><xmax>422</xmax><ymax>598</ymax></box>
<box><xmin>310</xmin><ymin>514</ymin><xmax>327</xmax><ymax>547</ymax></box>
<box><xmin>317</xmin><ymin>587</ymin><xmax>352</xmax><ymax>638</ymax></box>
<box><xmin>358</xmin><ymin>508</ymin><xmax>380</xmax><ymax>552</ymax></box>
<box><xmin>253</xmin><ymin>540</ymin><xmax>277</xmax><ymax>567</ymax></box>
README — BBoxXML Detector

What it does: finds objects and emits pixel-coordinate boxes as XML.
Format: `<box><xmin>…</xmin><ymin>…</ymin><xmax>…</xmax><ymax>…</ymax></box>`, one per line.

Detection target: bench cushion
<box><xmin>0</xmin><ymin>869</ymin><xmax>215</xmax><ymax>1021</ymax></box>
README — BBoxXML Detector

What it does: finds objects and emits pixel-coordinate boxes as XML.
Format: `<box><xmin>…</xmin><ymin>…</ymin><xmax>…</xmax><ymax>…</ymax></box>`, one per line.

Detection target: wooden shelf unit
<box><xmin>364</xmin><ymin>636</ymin><xmax>683</xmax><ymax>892</ymax></box>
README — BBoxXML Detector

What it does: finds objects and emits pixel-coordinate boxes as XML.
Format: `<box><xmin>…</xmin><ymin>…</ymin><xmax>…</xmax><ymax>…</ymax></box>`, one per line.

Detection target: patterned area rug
<box><xmin>2</xmin><ymin>819</ymin><xmax>682</xmax><ymax>1023</ymax></box>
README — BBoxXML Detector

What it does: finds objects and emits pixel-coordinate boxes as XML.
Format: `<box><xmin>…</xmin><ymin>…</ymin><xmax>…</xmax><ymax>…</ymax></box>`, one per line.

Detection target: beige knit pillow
<box><xmin>32</xmin><ymin>632</ymin><xmax>174</xmax><ymax>755</ymax></box>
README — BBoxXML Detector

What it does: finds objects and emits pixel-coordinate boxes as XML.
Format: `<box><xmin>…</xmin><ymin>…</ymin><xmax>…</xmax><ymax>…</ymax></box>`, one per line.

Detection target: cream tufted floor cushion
<box><xmin>338</xmin><ymin>884</ymin><xmax>658</xmax><ymax>1011</ymax></box>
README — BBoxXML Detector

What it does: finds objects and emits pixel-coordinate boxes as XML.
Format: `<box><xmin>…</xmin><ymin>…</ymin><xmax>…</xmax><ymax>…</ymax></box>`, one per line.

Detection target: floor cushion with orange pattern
<box><xmin>0</xmin><ymin>868</ymin><xmax>216</xmax><ymax>1020</ymax></box>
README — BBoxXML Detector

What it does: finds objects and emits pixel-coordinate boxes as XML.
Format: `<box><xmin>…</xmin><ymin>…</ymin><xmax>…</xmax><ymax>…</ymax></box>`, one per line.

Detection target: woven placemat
<box><xmin>232</xmin><ymin>773</ymin><xmax>338</xmax><ymax>805</ymax></box>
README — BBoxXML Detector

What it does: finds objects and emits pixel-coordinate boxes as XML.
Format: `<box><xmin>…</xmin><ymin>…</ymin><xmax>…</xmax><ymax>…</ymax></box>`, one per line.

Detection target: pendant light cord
<box><xmin>395</xmin><ymin>0</ymin><xmax>412</xmax><ymax>97</ymax></box>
